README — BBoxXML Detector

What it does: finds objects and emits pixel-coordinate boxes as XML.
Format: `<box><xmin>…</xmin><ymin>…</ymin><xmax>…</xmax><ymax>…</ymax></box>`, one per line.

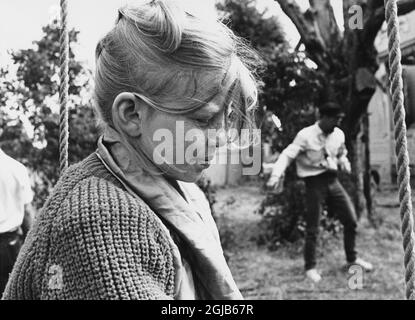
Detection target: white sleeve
<box><xmin>19</xmin><ymin>166</ymin><xmax>33</xmax><ymax>205</ymax></box>
<box><xmin>337</xmin><ymin>131</ymin><xmax>351</xmax><ymax>172</ymax></box>
<box><xmin>271</xmin><ymin>131</ymin><xmax>307</xmax><ymax>177</ymax></box>
<box><xmin>271</xmin><ymin>153</ymin><xmax>292</xmax><ymax>178</ymax></box>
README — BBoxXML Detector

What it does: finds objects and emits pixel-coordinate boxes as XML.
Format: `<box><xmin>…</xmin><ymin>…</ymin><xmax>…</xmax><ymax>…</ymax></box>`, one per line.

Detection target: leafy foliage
<box><xmin>0</xmin><ymin>19</ymin><xmax>98</xmax><ymax>209</ymax></box>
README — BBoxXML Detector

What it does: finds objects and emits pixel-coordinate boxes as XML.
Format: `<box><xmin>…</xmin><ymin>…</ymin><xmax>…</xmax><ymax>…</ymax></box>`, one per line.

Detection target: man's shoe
<box><xmin>347</xmin><ymin>258</ymin><xmax>374</xmax><ymax>272</ymax></box>
<box><xmin>305</xmin><ymin>269</ymin><xmax>322</xmax><ymax>283</ymax></box>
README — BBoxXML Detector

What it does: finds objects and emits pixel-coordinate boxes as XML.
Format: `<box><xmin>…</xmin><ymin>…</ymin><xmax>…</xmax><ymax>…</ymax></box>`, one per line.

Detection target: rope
<box><xmin>59</xmin><ymin>0</ymin><xmax>69</xmax><ymax>173</ymax></box>
<box><xmin>384</xmin><ymin>0</ymin><xmax>415</xmax><ymax>300</ymax></box>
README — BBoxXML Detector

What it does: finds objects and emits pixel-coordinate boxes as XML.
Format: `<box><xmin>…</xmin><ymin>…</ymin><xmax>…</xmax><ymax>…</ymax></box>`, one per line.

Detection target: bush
<box><xmin>257</xmin><ymin>167</ymin><xmax>343</xmax><ymax>250</ymax></box>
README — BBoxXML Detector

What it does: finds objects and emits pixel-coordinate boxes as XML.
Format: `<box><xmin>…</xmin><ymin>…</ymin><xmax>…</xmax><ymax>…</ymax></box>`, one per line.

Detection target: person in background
<box><xmin>267</xmin><ymin>102</ymin><xmax>373</xmax><ymax>283</ymax></box>
<box><xmin>0</xmin><ymin>148</ymin><xmax>34</xmax><ymax>294</ymax></box>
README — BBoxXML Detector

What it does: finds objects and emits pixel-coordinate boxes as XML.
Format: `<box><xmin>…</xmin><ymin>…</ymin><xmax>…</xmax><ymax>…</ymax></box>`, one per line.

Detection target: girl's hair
<box><xmin>93</xmin><ymin>0</ymin><xmax>261</xmax><ymax>172</ymax></box>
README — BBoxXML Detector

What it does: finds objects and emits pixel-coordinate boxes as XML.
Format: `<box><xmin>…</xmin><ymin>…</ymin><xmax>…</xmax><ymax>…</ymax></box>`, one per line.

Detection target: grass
<box><xmin>213</xmin><ymin>183</ymin><xmax>407</xmax><ymax>300</ymax></box>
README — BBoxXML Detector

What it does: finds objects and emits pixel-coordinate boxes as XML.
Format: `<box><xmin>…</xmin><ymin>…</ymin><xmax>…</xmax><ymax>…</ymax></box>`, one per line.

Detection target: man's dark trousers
<box><xmin>303</xmin><ymin>171</ymin><xmax>357</xmax><ymax>270</ymax></box>
<box><xmin>0</xmin><ymin>230</ymin><xmax>22</xmax><ymax>295</ymax></box>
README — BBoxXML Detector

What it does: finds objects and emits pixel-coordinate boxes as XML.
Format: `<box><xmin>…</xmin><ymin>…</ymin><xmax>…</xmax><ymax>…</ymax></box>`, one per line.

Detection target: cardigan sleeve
<box><xmin>42</xmin><ymin>177</ymin><xmax>176</xmax><ymax>300</ymax></box>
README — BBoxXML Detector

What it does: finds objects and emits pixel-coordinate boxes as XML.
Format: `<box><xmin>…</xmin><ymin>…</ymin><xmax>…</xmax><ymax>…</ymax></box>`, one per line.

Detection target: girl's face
<box><xmin>138</xmin><ymin>94</ymin><xmax>228</xmax><ymax>182</ymax></box>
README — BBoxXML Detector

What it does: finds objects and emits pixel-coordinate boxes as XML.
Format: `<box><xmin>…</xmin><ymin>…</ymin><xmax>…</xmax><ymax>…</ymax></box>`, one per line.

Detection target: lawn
<box><xmin>213</xmin><ymin>182</ymin><xmax>407</xmax><ymax>300</ymax></box>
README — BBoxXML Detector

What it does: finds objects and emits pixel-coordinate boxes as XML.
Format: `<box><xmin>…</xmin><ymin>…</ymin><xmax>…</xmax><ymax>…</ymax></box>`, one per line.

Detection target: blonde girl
<box><xmin>3</xmin><ymin>0</ymin><xmax>259</xmax><ymax>300</ymax></box>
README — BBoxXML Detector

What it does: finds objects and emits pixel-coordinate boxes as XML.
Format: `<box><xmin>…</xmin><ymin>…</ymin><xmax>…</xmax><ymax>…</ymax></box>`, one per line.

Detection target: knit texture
<box><xmin>2</xmin><ymin>153</ymin><xmax>176</xmax><ymax>300</ymax></box>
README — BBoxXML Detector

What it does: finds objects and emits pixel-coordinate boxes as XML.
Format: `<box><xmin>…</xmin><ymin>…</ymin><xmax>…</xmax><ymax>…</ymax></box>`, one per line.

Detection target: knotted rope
<box><xmin>59</xmin><ymin>0</ymin><xmax>69</xmax><ymax>173</ymax></box>
<box><xmin>384</xmin><ymin>0</ymin><xmax>415</xmax><ymax>299</ymax></box>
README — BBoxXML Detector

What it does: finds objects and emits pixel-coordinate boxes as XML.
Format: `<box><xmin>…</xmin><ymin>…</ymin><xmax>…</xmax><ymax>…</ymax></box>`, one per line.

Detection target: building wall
<box><xmin>368</xmin><ymin>85</ymin><xmax>393</xmax><ymax>184</ymax></box>
<box><xmin>369</xmin><ymin>10</ymin><xmax>415</xmax><ymax>185</ymax></box>
<box><xmin>369</xmin><ymin>65</ymin><xmax>415</xmax><ymax>184</ymax></box>
<box><xmin>375</xmin><ymin>11</ymin><xmax>415</xmax><ymax>58</ymax></box>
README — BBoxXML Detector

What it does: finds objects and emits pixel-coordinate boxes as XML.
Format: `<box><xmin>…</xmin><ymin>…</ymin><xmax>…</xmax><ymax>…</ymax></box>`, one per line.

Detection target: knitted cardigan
<box><xmin>2</xmin><ymin>153</ymin><xmax>176</xmax><ymax>300</ymax></box>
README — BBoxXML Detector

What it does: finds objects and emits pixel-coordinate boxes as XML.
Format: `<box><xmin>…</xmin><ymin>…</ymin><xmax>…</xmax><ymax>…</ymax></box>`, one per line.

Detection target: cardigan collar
<box><xmin>95</xmin><ymin>126</ymin><xmax>242</xmax><ymax>300</ymax></box>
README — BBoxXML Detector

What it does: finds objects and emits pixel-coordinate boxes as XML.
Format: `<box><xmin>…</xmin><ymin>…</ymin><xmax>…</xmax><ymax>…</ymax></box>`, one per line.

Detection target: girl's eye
<box><xmin>195</xmin><ymin>117</ymin><xmax>213</xmax><ymax>127</ymax></box>
<box><xmin>193</xmin><ymin>112</ymin><xmax>224</xmax><ymax>128</ymax></box>
<box><xmin>197</xmin><ymin>118</ymin><xmax>212</xmax><ymax>127</ymax></box>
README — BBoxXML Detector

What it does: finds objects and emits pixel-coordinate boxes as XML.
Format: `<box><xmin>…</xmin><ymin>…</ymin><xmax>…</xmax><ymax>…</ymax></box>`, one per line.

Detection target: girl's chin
<box><xmin>176</xmin><ymin>171</ymin><xmax>204</xmax><ymax>183</ymax></box>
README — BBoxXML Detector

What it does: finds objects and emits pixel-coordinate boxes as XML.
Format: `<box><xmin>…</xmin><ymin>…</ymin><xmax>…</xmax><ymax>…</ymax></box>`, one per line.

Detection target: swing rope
<box><xmin>59</xmin><ymin>0</ymin><xmax>69</xmax><ymax>173</ymax></box>
<box><xmin>384</xmin><ymin>0</ymin><xmax>415</xmax><ymax>300</ymax></box>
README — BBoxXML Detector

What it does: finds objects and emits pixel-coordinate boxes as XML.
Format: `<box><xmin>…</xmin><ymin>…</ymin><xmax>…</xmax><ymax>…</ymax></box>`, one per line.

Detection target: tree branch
<box><xmin>309</xmin><ymin>0</ymin><xmax>341</xmax><ymax>48</ymax></box>
<box><xmin>275</xmin><ymin>0</ymin><xmax>315</xmax><ymax>45</ymax></box>
<box><xmin>275</xmin><ymin>0</ymin><xmax>330</xmax><ymax>69</ymax></box>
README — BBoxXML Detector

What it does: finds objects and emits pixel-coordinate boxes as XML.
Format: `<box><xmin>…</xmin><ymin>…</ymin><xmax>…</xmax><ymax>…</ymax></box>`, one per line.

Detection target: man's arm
<box><xmin>337</xmin><ymin>131</ymin><xmax>351</xmax><ymax>173</ymax></box>
<box><xmin>267</xmin><ymin>131</ymin><xmax>307</xmax><ymax>189</ymax></box>
<box><xmin>337</xmin><ymin>144</ymin><xmax>351</xmax><ymax>173</ymax></box>
<box><xmin>20</xmin><ymin>166</ymin><xmax>34</xmax><ymax>239</ymax></box>
<box><xmin>271</xmin><ymin>131</ymin><xmax>307</xmax><ymax>178</ymax></box>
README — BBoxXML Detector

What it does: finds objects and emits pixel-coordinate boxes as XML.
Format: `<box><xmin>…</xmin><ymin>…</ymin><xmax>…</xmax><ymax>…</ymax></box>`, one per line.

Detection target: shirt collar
<box><xmin>315</xmin><ymin>121</ymin><xmax>333</xmax><ymax>137</ymax></box>
<box><xmin>314</xmin><ymin>122</ymin><xmax>322</xmax><ymax>131</ymax></box>
<box><xmin>314</xmin><ymin>121</ymin><xmax>329</xmax><ymax>141</ymax></box>
<box><xmin>314</xmin><ymin>121</ymin><xmax>324</xmax><ymax>134</ymax></box>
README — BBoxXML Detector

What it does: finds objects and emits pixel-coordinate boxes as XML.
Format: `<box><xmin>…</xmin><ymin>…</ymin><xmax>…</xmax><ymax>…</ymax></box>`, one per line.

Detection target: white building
<box><xmin>369</xmin><ymin>11</ymin><xmax>415</xmax><ymax>184</ymax></box>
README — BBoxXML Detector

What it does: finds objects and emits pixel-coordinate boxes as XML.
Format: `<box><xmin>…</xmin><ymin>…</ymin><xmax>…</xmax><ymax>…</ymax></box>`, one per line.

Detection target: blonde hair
<box><xmin>93</xmin><ymin>0</ymin><xmax>261</xmax><ymax>173</ymax></box>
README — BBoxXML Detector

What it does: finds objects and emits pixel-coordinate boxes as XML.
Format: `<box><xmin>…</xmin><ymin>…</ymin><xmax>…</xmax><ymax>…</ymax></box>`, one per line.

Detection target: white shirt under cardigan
<box><xmin>271</xmin><ymin>122</ymin><xmax>351</xmax><ymax>178</ymax></box>
<box><xmin>0</xmin><ymin>149</ymin><xmax>33</xmax><ymax>233</ymax></box>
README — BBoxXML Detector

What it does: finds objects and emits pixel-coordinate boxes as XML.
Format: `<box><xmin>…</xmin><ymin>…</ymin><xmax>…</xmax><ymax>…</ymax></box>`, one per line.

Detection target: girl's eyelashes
<box><xmin>195</xmin><ymin>117</ymin><xmax>213</xmax><ymax>127</ymax></box>
<box><xmin>190</xmin><ymin>104</ymin><xmax>226</xmax><ymax>128</ymax></box>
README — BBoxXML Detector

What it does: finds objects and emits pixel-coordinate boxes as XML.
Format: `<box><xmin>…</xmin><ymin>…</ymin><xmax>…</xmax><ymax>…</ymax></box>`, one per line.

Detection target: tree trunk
<box><xmin>349</xmin><ymin>130</ymin><xmax>367</xmax><ymax>220</ymax></box>
<box><xmin>362</xmin><ymin>113</ymin><xmax>376</xmax><ymax>224</ymax></box>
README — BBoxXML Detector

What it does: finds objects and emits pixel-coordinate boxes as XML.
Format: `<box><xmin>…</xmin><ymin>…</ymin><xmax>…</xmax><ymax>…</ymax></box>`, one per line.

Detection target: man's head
<box><xmin>318</xmin><ymin>102</ymin><xmax>345</xmax><ymax>134</ymax></box>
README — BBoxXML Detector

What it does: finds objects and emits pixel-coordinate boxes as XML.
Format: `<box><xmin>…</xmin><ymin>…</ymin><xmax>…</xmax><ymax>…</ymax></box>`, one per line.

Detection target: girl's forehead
<box><xmin>157</xmin><ymin>57</ymin><xmax>254</xmax><ymax>115</ymax></box>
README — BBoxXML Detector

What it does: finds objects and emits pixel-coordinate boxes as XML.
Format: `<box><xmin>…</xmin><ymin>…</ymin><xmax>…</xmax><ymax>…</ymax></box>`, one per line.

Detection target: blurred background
<box><xmin>1</xmin><ymin>0</ymin><xmax>415</xmax><ymax>299</ymax></box>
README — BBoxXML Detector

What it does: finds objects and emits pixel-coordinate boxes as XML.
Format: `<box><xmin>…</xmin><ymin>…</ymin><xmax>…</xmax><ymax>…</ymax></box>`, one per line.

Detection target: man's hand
<box><xmin>266</xmin><ymin>174</ymin><xmax>283</xmax><ymax>191</ymax></box>
<box><xmin>338</xmin><ymin>159</ymin><xmax>351</xmax><ymax>174</ymax></box>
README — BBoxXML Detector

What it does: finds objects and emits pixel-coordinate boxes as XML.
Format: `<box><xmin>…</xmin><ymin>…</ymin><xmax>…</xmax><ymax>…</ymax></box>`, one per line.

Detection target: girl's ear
<box><xmin>112</xmin><ymin>92</ymin><xmax>142</xmax><ymax>137</ymax></box>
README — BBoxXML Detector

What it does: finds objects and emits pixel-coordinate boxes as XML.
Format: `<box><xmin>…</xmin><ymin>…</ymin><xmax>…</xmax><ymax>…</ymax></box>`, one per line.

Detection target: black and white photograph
<box><xmin>0</xmin><ymin>0</ymin><xmax>415</xmax><ymax>304</ymax></box>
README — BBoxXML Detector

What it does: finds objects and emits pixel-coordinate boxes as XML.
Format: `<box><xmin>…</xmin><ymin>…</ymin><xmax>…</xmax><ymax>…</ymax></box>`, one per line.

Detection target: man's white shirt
<box><xmin>272</xmin><ymin>123</ymin><xmax>351</xmax><ymax>178</ymax></box>
<box><xmin>0</xmin><ymin>149</ymin><xmax>33</xmax><ymax>233</ymax></box>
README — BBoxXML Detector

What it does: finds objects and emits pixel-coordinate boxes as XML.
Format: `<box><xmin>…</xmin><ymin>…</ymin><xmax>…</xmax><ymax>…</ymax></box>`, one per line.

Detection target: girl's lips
<box><xmin>196</xmin><ymin>160</ymin><xmax>211</xmax><ymax>166</ymax></box>
<box><xmin>193</xmin><ymin>153</ymin><xmax>215</xmax><ymax>169</ymax></box>
<box><xmin>195</xmin><ymin>160</ymin><xmax>212</xmax><ymax>170</ymax></box>
<box><xmin>195</xmin><ymin>154</ymin><xmax>215</xmax><ymax>164</ymax></box>
<box><xmin>205</xmin><ymin>153</ymin><xmax>216</xmax><ymax>162</ymax></box>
